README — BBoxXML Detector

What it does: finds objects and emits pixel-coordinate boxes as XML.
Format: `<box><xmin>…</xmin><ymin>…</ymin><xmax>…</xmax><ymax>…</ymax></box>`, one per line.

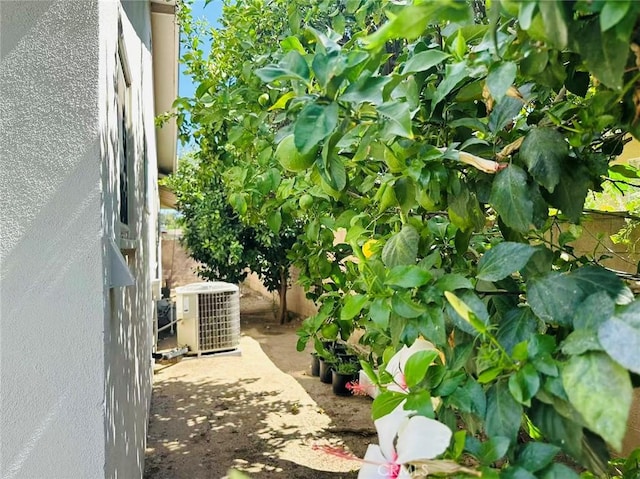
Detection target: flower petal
<box><xmin>374</xmin><ymin>403</ymin><xmax>411</xmax><ymax>459</ymax></box>
<box><xmin>385</xmin><ymin>338</ymin><xmax>437</xmax><ymax>378</ymax></box>
<box><xmin>358</xmin><ymin>445</ymin><xmax>389</xmax><ymax>479</ymax></box>
<box><xmin>395</xmin><ymin>416</ymin><xmax>452</xmax><ymax>463</ymax></box>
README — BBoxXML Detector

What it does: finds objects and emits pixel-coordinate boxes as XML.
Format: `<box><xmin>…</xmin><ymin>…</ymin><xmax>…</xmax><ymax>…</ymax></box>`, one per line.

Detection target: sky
<box><xmin>178</xmin><ymin>1</ymin><xmax>223</xmax><ymax>105</ymax></box>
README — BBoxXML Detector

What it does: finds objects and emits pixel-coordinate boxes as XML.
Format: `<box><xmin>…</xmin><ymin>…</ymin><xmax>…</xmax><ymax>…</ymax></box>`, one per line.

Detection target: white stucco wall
<box><xmin>101</xmin><ymin>1</ymin><xmax>159</xmax><ymax>477</ymax></box>
<box><xmin>0</xmin><ymin>1</ymin><xmax>105</xmax><ymax>477</ymax></box>
<box><xmin>1</xmin><ymin>1</ymin><xmax>160</xmax><ymax>477</ymax></box>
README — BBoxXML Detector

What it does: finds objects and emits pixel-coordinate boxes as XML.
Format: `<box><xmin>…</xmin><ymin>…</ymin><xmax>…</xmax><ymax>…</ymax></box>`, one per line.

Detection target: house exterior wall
<box><xmin>0</xmin><ymin>1</ymin><xmax>105</xmax><ymax>477</ymax></box>
<box><xmin>0</xmin><ymin>1</ymin><xmax>160</xmax><ymax>477</ymax></box>
<box><xmin>101</xmin><ymin>1</ymin><xmax>159</xmax><ymax>477</ymax></box>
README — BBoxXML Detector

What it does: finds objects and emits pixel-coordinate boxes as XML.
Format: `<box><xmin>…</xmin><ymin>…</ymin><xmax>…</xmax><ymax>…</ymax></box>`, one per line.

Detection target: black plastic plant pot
<box><xmin>310</xmin><ymin>353</ymin><xmax>320</xmax><ymax>377</ymax></box>
<box><xmin>319</xmin><ymin>358</ymin><xmax>333</xmax><ymax>384</ymax></box>
<box><xmin>332</xmin><ymin>370</ymin><xmax>358</xmax><ymax>396</ymax></box>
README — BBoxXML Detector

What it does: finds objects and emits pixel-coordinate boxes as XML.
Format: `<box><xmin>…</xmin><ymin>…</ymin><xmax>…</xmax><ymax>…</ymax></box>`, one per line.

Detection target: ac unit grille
<box><xmin>197</xmin><ymin>291</ymin><xmax>240</xmax><ymax>352</ymax></box>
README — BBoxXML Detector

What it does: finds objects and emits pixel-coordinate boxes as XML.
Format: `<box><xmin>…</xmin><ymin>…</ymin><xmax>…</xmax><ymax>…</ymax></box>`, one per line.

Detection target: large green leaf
<box><xmin>568</xmin><ymin>266</ymin><xmax>625</xmax><ymax>299</ymax></box>
<box><xmin>382</xmin><ymin>225</ymin><xmax>419</xmax><ymax>268</ymax></box>
<box><xmin>404</xmin><ymin>350</ymin><xmax>439</xmax><ymax>388</ymax></box>
<box><xmin>573</xmin><ymin>291</ymin><xmax>615</xmax><ymax>330</ymax></box>
<box><xmin>486</xmin><ymin>62</ymin><xmax>517</xmax><ymax>102</ymax></box>
<box><xmin>598</xmin><ymin>302</ymin><xmax>640</xmax><ymax>374</ymax></box>
<box><xmin>477</xmin><ymin>242</ymin><xmax>536</xmax><ymax>282</ymax></box>
<box><xmin>489</xmin><ymin>165</ymin><xmax>533</xmax><ymax>233</ymax></box>
<box><xmin>485</xmin><ymin>380</ymin><xmax>523</xmax><ymax>443</ymax></box>
<box><xmin>577</xmin><ymin>17</ymin><xmax>629</xmax><ymax>90</ymax></box>
<box><xmin>402</xmin><ymin>50</ymin><xmax>451</xmax><ymax>75</ymax></box>
<box><xmin>385</xmin><ymin>265</ymin><xmax>432</xmax><ymax>288</ymax></box>
<box><xmin>488</xmin><ymin>96</ymin><xmax>524</xmax><ymax>133</ymax></box>
<box><xmin>508</xmin><ymin>363</ymin><xmax>540</xmax><ymax>406</ymax></box>
<box><xmin>392</xmin><ymin>291</ymin><xmax>427</xmax><ymax>319</ymax></box>
<box><xmin>371</xmin><ymin>391</ymin><xmax>407</xmax><ymax>420</ymax></box>
<box><xmin>516</xmin><ymin>442</ymin><xmax>560</xmax><ymax>473</ymax></box>
<box><xmin>341</xmin><ymin>75</ymin><xmax>391</xmax><ymax>106</ymax></box>
<box><xmin>527</xmin><ymin>272</ymin><xmax>583</xmax><ymax>326</ymax></box>
<box><xmin>293</xmin><ymin>103</ymin><xmax>339</xmax><ymax>154</ymax></box>
<box><xmin>562</xmin><ymin>352</ymin><xmax>632</xmax><ymax>451</ymax></box>
<box><xmin>432</xmin><ymin>62</ymin><xmax>468</xmax><ymax>107</ymax></box>
<box><xmin>530</xmin><ymin>402</ymin><xmax>584</xmax><ymax>462</ymax></box>
<box><xmin>341</xmin><ymin>293</ymin><xmax>369</xmax><ymax>320</ymax></box>
<box><xmin>255</xmin><ymin>50</ymin><xmax>310</xmax><ymax>82</ymax></box>
<box><xmin>377</xmin><ymin>101</ymin><xmax>413</xmax><ymax>139</ymax></box>
<box><xmin>496</xmin><ymin>307</ymin><xmax>539</xmax><ymax>355</ymax></box>
<box><xmin>538</xmin><ymin>0</ymin><xmax>568</xmax><ymax>49</ymax></box>
<box><xmin>520</xmin><ymin>128</ymin><xmax>568</xmax><ymax>193</ymax></box>
<box><xmin>363</xmin><ymin>3</ymin><xmax>471</xmax><ymax>51</ymax></box>
<box><xmin>600</xmin><ymin>0</ymin><xmax>631</xmax><ymax>32</ymax></box>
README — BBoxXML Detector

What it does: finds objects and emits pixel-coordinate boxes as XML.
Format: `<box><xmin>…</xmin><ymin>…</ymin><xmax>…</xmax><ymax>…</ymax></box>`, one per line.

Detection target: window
<box><xmin>117</xmin><ymin>21</ymin><xmax>133</xmax><ymax>238</ymax></box>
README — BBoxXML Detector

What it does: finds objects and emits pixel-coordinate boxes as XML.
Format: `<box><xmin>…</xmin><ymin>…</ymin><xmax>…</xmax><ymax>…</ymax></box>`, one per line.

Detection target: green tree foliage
<box><xmin>176</xmin><ymin>0</ymin><xmax>640</xmax><ymax>475</ymax></box>
<box><xmin>167</xmin><ymin>156</ymin><xmax>297</xmax><ymax>323</ymax></box>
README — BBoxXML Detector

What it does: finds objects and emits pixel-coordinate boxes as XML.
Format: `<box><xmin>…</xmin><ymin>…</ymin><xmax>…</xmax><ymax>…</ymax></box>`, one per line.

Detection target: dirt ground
<box><xmin>144</xmin><ymin>288</ymin><xmax>376</xmax><ymax>479</ymax></box>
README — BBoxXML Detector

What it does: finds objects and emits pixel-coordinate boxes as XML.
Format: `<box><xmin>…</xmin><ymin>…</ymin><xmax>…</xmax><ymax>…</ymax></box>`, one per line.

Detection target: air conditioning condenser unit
<box><xmin>175</xmin><ymin>282</ymin><xmax>241</xmax><ymax>355</ymax></box>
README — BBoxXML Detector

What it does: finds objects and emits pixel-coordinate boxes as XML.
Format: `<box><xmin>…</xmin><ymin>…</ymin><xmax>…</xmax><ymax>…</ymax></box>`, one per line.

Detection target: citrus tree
<box><xmin>176</xmin><ymin>0</ymin><xmax>640</xmax><ymax>476</ymax></box>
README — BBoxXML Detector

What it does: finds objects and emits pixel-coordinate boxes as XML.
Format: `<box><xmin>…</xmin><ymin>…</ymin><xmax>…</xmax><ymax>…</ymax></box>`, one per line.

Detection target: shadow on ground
<box><xmin>144</xmin><ymin>290</ymin><xmax>374</xmax><ymax>479</ymax></box>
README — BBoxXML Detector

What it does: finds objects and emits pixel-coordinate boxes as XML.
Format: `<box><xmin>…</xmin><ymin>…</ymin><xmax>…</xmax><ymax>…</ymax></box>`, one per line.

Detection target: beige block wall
<box><xmin>161</xmin><ymin>235</ymin><xmax>201</xmax><ymax>291</ymax></box>
<box><xmin>561</xmin><ymin>212</ymin><xmax>640</xmax><ymax>455</ymax></box>
<box><xmin>243</xmin><ymin>268</ymin><xmax>318</xmax><ymax>319</ymax></box>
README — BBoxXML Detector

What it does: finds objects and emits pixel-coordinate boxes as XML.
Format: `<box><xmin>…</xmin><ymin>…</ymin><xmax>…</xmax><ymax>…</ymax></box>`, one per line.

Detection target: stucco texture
<box><xmin>1</xmin><ymin>1</ymin><xmax>160</xmax><ymax>478</ymax></box>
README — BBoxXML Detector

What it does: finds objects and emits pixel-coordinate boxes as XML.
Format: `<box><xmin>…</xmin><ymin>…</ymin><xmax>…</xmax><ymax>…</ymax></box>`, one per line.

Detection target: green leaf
<box><xmin>432</xmin><ymin>62</ymin><xmax>468</xmax><ymax>106</ymax></box>
<box><xmin>562</xmin><ymin>352</ymin><xmax>632</xmax><ymax>451</ymax></box>
<box><xmin>294</xmin><ymin>103</ymin><xmax>339</xmax><ymax>154</ymax></box>
<box><xmin>487</xmin><ymin>62</ymin><xmax>517</xmax><ymax>102</ymax></box>
<box><xmin>382</xmin><ymin>225</ymin><xmax>419</xmax><ymax>268</ymax></box>
<box><xmin>385</xmin><ymin>265</ymin><xmax>432</xmax><ymax>288</ymax></box>
<box><xmin>561</xmin><ymin>330</ymin><xmax>603</xmax><ymax>356</ymax></box>
<box><xmin>394</xmin><ymin>177</ymin><xmax>417</xmax><ymax>214</ymax></box>
<box><xmin>255</xmin><ymin>50</ymin><xmax>310</xmax><ymax>82</ymax></box>
<box><xmin>490</xmin><ymin>165</ymin><xmax>533</xmax><ymax>233</ymax></box>
<box><xmin>530</xmin><ymin>402</ymin><xmax>584</xmax><ymax>461</ymax></box>
<box><xmin>538</xmin><ymin>0</ymin><xmax>568</xmax><ymax>49</ymax></box>
<box><xmin>341</xmin><ymin>76</ymin><xmax>391</xmax><ymax>106</ymax></box>
<box><xmin>477</xmin><ymin>242</ymin><xmax>536</xmax><ymax>282</ymax></box>
<box><xmin>598</xmin><ymin>314</ymin><xmax>640</xmax><ymax>374</ymax></box>
<box><xmin>266</xmin><ymin>210</ymin><xmax>282</xmax><ymax>233</ymax></box>
<box><xmin>485</xmin><ymin>380</ymin><xmax>523</xmax><ymax>443</ymax></box>
<box><xmin>404</xmin><ymin>390</ymin><xmax>435</xmax><ymax>417</ymax></box>
<box><xmin>363</xmin><ymin>0</ymin><xmax>470</xmax><ymax>50</ymax></box>
<box><xmin>573</xmin><ymin>291</ymin><xmax>615</xmax><ymax>330</ymax></box>
<box><xmin>341</xmin><ymin>294</ymin><xmax>369</xmax><ymax>320</ymax></box>
<box><xmin>527</xmin><ymin>272</ymin><xmax>583</xmax><ymax>326</ymax></box>
<box><xmin>435</xmin><ymin>274</ymin><xmax>473</xmax><ymax>291</ymax></box>
<box><xmin>488</xmin><ymin>96</ymin><xmax>524</xmax><ymax>133</ymax></box>
<box><xmin>539</xmin><ymin>463</ymin><xmax>580</xmax><ymax>479</ymax></box>
<box><xmin>517</xmin><ymin>442</ymin><xmax>560</xmax><ymax>472</ymax></box>
<box><xmin>447</xmin><ymin>188</ymin><xmax>484</xmax><ymax>232</ymax></box>
<box><xmin>402</xmin><ymin>50</ymin><xmax>450</xmax><ymax>75</ymax></box>
<box><xmin>569</xmin><ymin>266</ymin><xmax>625</xmax><ymax>299</ymax></box>
<box><xmin>392</xmin><ymin>292</ymin><xmax>427</xmax><ymax>319</ymax></box>
<box><xmin>476</xmin><ymin>436</ymin><xmax>511</xmax><ymax>465</ymax></box>
<box><xmin>501</xmin><ymin>466</ymin><xmax>536</xmax><ymax>479</ymax></box>
<box><xmin>497</xmin><ymin>307</ymin><xmax>539</xmax><ymax>355</ymax></box>
<box><xmin>508</xmin><ymin>364</ymin><xmax>540</xmax><ymax>406</ymax></box>
<box><xmin>577</xmin><ymin>18</ymin><xmax>628</xmax><ymax>90</ymax></box>
<box><xmin>600</xmin><ymin>0</ymin><xmax>630</xmax><ymax>32</ymax></box>
<box><xmin>404</xmin><ymin>350</ymin><xmax>439</xmax><ymax>388</ymax></box>
<box><xmin>371</xmin><ymin>391</ymin><xmax>406</xmax><ymax>420</ymax></box>
<box><xmin>445</xmin><ymin>291</ymin><xmax>487</xmax><ymax>335</ymax></box>
<box><xmin>520</xmin><ymin>128</ymin><xmax>568</xmax><ymax>193</ymax></box>
<box><xmin>377</xmin><ymin>101</ymin><xmax>413</xmax><ymax>139</ymax></box>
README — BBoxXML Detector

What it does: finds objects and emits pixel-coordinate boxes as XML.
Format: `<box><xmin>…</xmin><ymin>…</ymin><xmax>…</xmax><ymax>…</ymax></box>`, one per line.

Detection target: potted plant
<box><xmin>331</xmin><ymin>359</ymin><xmax>360</xmax><ymax>396</ymax></box>
<box><xmin>310</xmin><ymin>352</ymin><xmax>320</xmax><ymax>377</ymax></box>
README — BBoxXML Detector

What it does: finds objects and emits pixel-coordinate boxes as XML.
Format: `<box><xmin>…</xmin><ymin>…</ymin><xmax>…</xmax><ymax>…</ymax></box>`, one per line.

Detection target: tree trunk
<box><xmin>278</xmin><ymin>268</ymin><xmax>288</xmax><ymax>325</ymax></box>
